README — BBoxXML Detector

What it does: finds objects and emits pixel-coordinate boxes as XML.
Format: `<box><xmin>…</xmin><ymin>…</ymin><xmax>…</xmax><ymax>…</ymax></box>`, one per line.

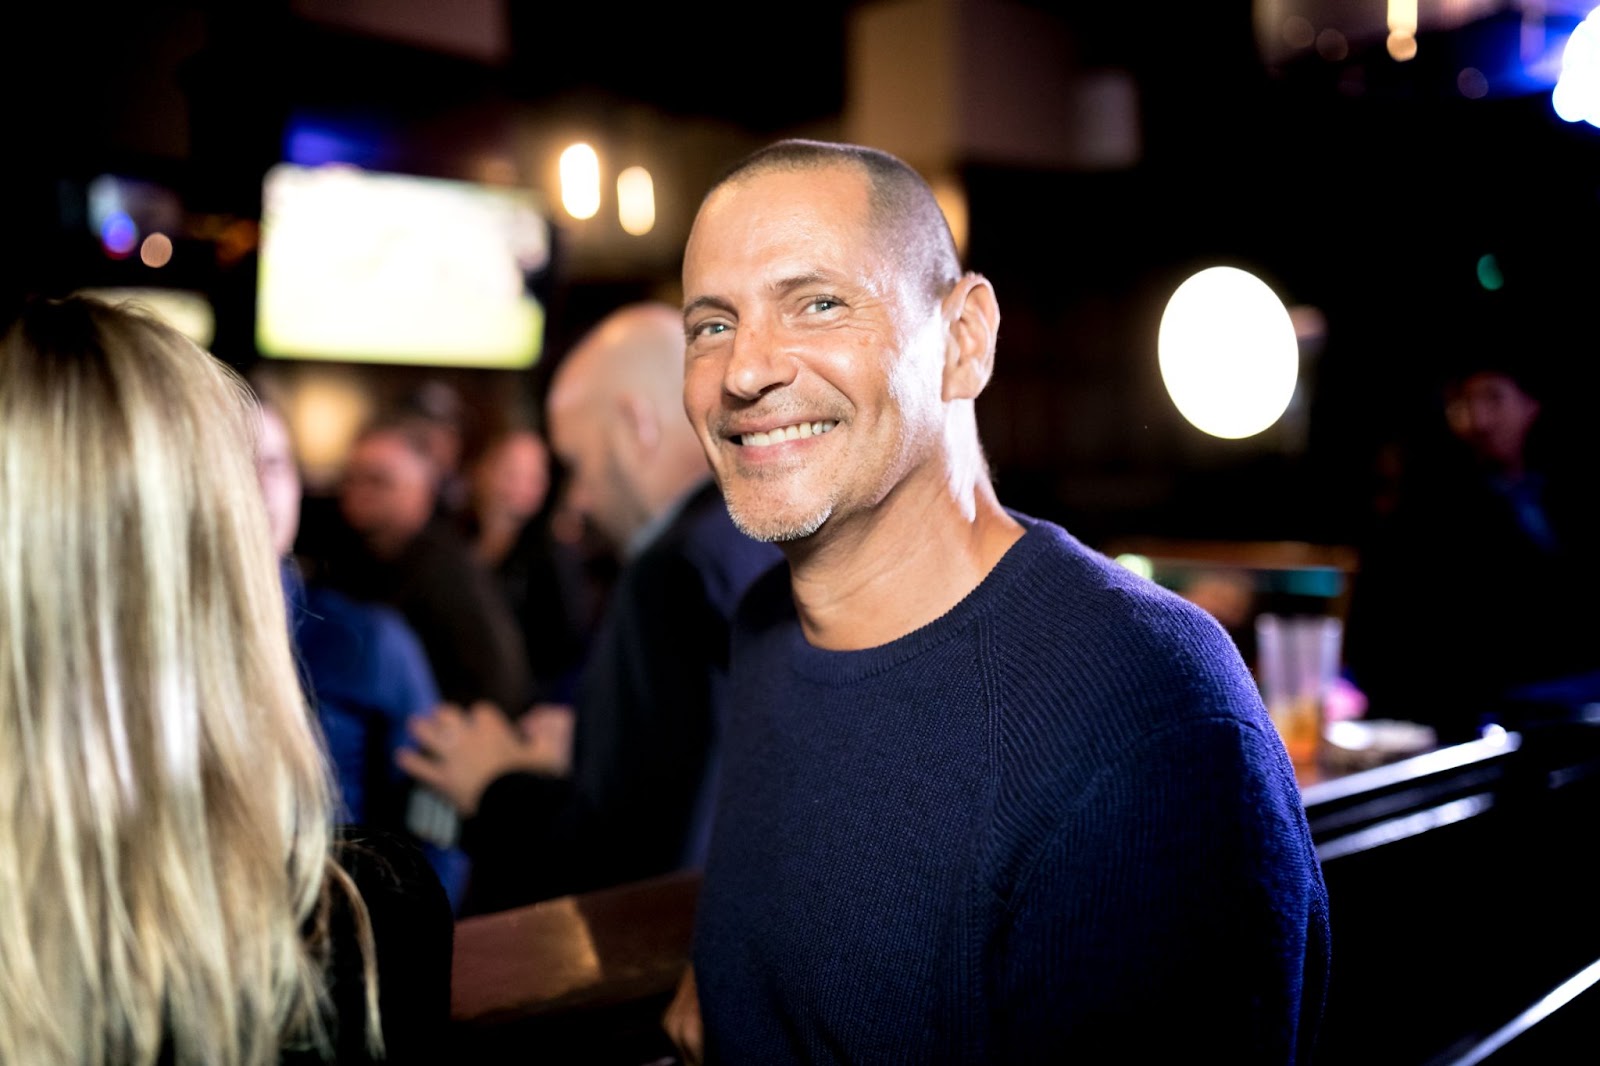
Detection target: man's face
<box><xmin>473</xmin><ymin>431</ymin><xmax>550</xmax><ymax>521</ymax></box>
<box><xmin>680</xmin><ymin>165</ymin><xmax>947</xmax><ymax>543</ymax></box>
<box><xmin>339</xmin><ymin>432</ymin><xmax>436</xmax><ymax>544</ymax></box>
<box><xmin>256</xmin><ymin>407</ymin><xmax>301</xmax><ymax>558</ymax></box>
<box><xmin>1445</xmin><ymin>371</ymin><xmax>1541</xmax><ymax>471</ymax></box>
<box><xmin>548</xmin><ymin>390</ymin><xmax>644</xmax><ymax>551</ymax></box>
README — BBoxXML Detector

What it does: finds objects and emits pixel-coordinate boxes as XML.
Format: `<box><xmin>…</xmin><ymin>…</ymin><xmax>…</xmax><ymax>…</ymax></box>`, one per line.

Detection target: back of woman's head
<box><xmin>0</xmin><ymin>295</ymin><xmax>353</xmax><ymax>1065</ymax></box>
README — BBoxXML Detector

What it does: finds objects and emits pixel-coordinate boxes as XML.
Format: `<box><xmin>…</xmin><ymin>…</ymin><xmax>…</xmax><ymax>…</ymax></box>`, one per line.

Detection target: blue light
<box><xmin>283</xmin><ymin>116</ymin><xmax>387</xmax><ymax>168</ymax></box>
<box><xmin>101</xmin><ymin>212</ymin><xmax>137</xmax><ymax>257</ymax></box>
<box><xmin>1552</xmin><ymin>7</ymin><xmax>1600</xmax><ymax>127</ymax></box>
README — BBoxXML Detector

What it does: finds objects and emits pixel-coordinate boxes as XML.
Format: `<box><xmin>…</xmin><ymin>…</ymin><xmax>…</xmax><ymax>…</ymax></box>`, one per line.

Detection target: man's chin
<box><xmin>726</xmin><ymin>502</ymin><xmax>831</xmax><ymax>544</ymax></box>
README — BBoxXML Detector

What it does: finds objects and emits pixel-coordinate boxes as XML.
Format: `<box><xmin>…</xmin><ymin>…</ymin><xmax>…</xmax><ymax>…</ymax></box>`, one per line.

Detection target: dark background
<box><xmin>4</xmin><ymin>0</ymin><xmax>1596</xmax><ymax>552</ymax></box>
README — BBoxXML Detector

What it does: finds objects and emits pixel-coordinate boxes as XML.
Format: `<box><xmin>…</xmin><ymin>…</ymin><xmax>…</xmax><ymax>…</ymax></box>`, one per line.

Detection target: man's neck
<box><xmin>783</xmin><ymin>480</ymin><xmax>1023</xmax><ymax>651</ymax></box>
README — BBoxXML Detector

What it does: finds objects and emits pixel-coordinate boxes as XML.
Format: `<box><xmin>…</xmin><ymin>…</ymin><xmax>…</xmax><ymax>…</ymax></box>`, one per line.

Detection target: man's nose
<box><xmin>723</xmin><ymin>320</ymin><xmax>798</xmax><ymax>401</ymax></box>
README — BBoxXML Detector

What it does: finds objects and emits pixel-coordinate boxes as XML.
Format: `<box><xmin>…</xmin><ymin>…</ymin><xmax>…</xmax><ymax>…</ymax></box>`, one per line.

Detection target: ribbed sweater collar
<box><xmin>778</xmin><ymin>511</ymin><xmax>1051</xmax><ymax>685</ymax></box>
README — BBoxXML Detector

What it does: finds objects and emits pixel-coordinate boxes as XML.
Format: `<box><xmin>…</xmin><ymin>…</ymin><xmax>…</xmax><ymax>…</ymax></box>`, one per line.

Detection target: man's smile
<box><xmin>736</xmin><ymin>420</ymin><xmax>839</xmax><ymax>448</ymax></box>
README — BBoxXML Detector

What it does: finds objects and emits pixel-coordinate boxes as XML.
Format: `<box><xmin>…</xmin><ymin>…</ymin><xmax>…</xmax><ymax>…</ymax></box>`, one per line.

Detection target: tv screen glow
<box><xmin>256</xmin><ymin>162</ymin><xmax>550</xmax><ymax>369</ymax></box>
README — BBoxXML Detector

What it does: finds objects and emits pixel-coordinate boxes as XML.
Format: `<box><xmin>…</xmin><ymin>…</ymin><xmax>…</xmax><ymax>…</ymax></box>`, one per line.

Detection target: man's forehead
<box><xmin>354</xmin><ymin>433</ymin><xmax>425</xmax><ymax>469</ymax></box>
<box><xmin>685</xmin><ymin>169</ymin><xmax>890</xmax><ymax>299</ymax></box>
<box><xmin>697</xmin><ymin>164</ymin><xmax>868</xmax><ymax>235</ymax></box>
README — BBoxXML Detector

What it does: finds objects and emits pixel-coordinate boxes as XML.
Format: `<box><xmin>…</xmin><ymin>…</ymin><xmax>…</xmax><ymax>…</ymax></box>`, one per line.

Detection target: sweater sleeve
<box><xmin>992</xmin><ymin>715</ymin><xmax>1327</xmax><ymax>1064</ymax></box>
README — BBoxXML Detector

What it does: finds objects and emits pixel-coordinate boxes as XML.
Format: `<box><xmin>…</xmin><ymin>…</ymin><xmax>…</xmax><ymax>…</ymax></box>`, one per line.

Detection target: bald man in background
<box><xmin>400</xmin><ymin>303</ymin><xmax>780</xmax><ymax>915</ymax></box>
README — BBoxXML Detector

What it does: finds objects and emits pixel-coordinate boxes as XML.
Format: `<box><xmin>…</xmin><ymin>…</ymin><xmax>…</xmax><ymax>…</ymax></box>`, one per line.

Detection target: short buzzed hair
<box><xmin>708</xmin><ymin>139</ymin><xmax>963</xmax><ymax>309</ymax></box>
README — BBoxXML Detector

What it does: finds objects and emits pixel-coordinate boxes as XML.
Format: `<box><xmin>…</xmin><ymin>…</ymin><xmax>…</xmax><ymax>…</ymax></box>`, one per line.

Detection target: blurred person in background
<box><xmin>398</xmin><ymin>302</ymin><xmax>780</xmax><ymax>915</ymax></box>
<box><xmin>1345</xmin><ymin>324</ymin><xmax>1600</xmax><ymax>743</ymax></box>
<box><xmin>462</xmin><ymin>425</ymin><xmax>595</xmax><ymax>705</ymax></box>
<box><xmin>311</xmin><ymin>417</ymin><xmax>531</xmax><ymax>716</ymax></box>
<box><xmin>254</xmin><ymin>388</ymin><xmax>470</xmax><ymax>910</ymax></box>
<box><xmin>397</xmin><ymin>378</ymin><xmax>472</xmax><ymax>519</ymax></box>
<box><xmin>0</xmin><ymin>294</ymin><xmax>451</xmax><ymax>1064</ymax></box>
<box><xmin>256</xmin><ymin>388</ymin><xmax>441</xmax><ymax>831</ymax></box>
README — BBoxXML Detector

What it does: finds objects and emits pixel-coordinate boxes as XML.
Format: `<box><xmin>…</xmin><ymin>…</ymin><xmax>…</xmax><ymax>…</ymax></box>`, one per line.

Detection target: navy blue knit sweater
<box><xmin>694</xmin><ymin>513</ymin><xmax>1330</xmax><ymax>1063</ymax></box>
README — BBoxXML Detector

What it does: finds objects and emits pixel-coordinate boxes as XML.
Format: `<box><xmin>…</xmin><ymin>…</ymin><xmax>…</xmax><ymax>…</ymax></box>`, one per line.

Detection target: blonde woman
<box><xmin>0</xmin><ymin>295</ymin><xmax>452</xmax><ymax>1065</ymax></box>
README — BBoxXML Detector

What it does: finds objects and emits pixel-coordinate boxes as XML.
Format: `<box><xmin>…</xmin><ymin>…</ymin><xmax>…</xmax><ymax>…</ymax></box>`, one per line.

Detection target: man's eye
<box><xmin>804</xmin><ymin>297</ymin><xmax>840</xmax><ymax>313</ymax></box>
<box><xmin>692</xmin><ymin>321</ymin><xmax>730</xmax><ymax>338</ymax></box>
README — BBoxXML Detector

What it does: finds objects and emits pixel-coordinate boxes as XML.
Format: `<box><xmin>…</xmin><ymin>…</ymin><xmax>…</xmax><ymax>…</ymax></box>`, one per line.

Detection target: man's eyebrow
<box><xmin>769</xmin><ymin>271</ymin><xmax>839</xmax><ymax>296</ymax></box>
<box><xmin>683</xmin><ymin>271</ymin><xmax>849</xmax><ymax>327</ymax></box>
<box><xmin>683</xmin><ymin>294</ymin><xmax>736</xmax><ymax>323</ymax></box>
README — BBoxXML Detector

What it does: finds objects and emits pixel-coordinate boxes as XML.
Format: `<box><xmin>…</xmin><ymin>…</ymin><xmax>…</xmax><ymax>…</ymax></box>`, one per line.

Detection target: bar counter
<box><xmin>449</xmin><ymin>720</ymin><xmax>1600</xmax><ymax>1065</ymax></box>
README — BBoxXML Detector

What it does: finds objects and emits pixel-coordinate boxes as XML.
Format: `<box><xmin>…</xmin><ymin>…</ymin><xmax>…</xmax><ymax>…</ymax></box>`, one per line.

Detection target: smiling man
<box><xmin>666</xmin><ymin>140</ymin><xmax>1331</xmax><ymax>1064</ymax></box>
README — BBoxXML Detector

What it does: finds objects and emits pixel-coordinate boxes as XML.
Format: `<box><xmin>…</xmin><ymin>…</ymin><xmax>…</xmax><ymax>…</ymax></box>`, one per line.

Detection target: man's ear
<box><xmin>617</xmin><ymin>391</ymin><xmax>661</xmax><ymax>458</ymax></box>
<box><xmin>941</xmin><ymin>272</ymin><xmax>1000</xmax><ymax>402</ymax></box>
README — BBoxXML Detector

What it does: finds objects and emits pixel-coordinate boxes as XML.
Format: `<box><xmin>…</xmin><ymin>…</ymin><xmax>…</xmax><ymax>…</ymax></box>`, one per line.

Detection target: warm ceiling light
<box><xmin>1387</xmin><ymin>0</ymin><xmax>1417</xmax><ymax>36</ymax></box>
<box><xmin>559</xmin><ymin>143</ymin><xmax>600</xmax><ymax>220</ymax></box>
<box><xmin>1387</xmin><ymin>0</ymin><xmax>1419</xmax><ymax>60</ymax></box>
<box><xmin>617</xmin><ymin>166</ymin><xmax>655</xmax><ymax>235</ymax></box>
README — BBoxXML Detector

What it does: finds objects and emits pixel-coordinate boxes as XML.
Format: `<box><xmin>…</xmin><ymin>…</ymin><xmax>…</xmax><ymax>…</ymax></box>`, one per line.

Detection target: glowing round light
<box><xmin>1158</xmin><ymin>266</ymin><xmax>1298</xmax><ymax>440</ymax></box>
<box><xmin>1115</xmin><ymin>553</ymin><xmax>1155</xmax><ymax>580</ymax></box>
<box><xmin>1316</xmin><ymin>28</ymin><xmax>1349</xmax><ymax>62</ymax></box>
<box><xmin>559</xmin><ymin>142</ymin><xmax>601</xmax><ymax>220</ymax></box>
<box><xmin>1553</xmin><ymin>9</ymin><xmax>1600</xmax><ymax>127</ymax></box>
<box><xmin>617</xmin><ymin>165</ymin><xmax>655</xmax><ymax>235</ymax></box>
<box><xmin>1457</xmin><ymin>67</ymin><xmax>1489</xmax><ymax>99</ymax></box>
<box><xmin>140</xmin><ymin>232</ymin><xmax>173</xmax><ymax>268</ymax></box>
<box><xmin>1387</xmin><ymin>32</ymin><xmax>1418</xmax><ymax>62</ymax></box>
<box><xmin>101</xmin><ymin>212</ymin><xmax>137</xmax><ymax>258</ymax></box>
<box><xmin>1282</xmin><ymin>16</ymin><xmax>1315</xmax><ymax>50</ymax></box>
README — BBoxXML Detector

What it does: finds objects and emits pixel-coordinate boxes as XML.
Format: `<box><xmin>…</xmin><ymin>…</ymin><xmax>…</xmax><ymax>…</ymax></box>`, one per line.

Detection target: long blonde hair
<box><xmin>0</xmin><ymin>295</ymin><xmax>378</xmax><ymax>1064</ymax></box>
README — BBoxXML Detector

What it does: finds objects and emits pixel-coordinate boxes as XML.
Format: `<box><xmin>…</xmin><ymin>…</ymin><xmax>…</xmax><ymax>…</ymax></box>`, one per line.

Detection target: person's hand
<box><xmin>519</xmin><ymin>702</ymin><xmax>577</xmax><ymax>777</ymax></box>
<box><xmin>397</xmin><ymin>700</ymin><xmax>534</xmax><ymax>817</ymax></box>
<box><xmin>662</xmin><ymin>965</ymin><xmax>703</xmax><ymax>1066</ymax></box>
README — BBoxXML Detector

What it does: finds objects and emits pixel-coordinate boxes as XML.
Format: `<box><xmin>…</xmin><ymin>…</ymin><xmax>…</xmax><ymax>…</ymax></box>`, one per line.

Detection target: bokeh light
<box><xmin>1552</xmin><ymin>7</ymin><xmax>1600</xmax><ymax>126</ymax></box>
<box><xmin>1115</xmin><ymin>553</ymin><xmax>1155</xmax><ymax>580</ymax></box>
<box><xmin>559</xmin><ymin>142</ymin><xmax>601</xmax><ymax>220</ymax></box>
<box><xmin>1282</xmin><ymin>16</ymin><xmax>1315</xmax><ymax>50</ymax></box>
<box><xmin>1458</xmin><ymin>67</ymin><xmax>1489</xmax><ymax>99</ymax></box>
<box><xmin>1158</xmin><ymin>266</ymin><xmax>1299</xmax><ymax>440</ymax></box>
<box><xmin>140</xmin><ymin>232</ymin><xmax>173</xmax><ymax>268</ymax></box>
<box><xmin>1476</xmin><ymin>253</ymin><xmax>1505</xmax><ymax>291</ymax></box>
<box><xmin>1387</xmin><ymin>32</ymin><xmax>1418</xmax><ymax>61</ymax></box>
<box><xmin>617</xmin><ymin>166</ymin><xmax>655</xmax><ymax>236</ymax></box>
<box><xmin>101</xmin><ymin>212</ymin><xmax>137</xmax><ymax>258</ymax></box>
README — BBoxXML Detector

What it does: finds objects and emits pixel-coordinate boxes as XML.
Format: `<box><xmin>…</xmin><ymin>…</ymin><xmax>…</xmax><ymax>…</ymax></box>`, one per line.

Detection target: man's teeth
<box><xmin>740</xmin><ymin>420</ymin><xmax>838</xmax><ymax>447</ymax></box>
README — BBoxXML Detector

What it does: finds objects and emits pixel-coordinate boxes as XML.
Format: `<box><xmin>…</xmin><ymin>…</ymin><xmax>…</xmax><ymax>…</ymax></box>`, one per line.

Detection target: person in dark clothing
<box><xmin>663</xmin><ymin>139</ymin><xmax>1330</xmax><ymax>1064</ymax></box>
<box><xmin>284</xmin><ymin>826</ymin><xmax>455</xmax><ymax>1066</ymax></box>
<box><xmin>462</xmin><ymin>426</ymin><xmax>594</xmax><ymax>706</ymax></box>
<box><xmin>317</xmin><ymin>419</ymin><xmax>532</xmax><ymax>716</ymax></box>
<box><xmin>1344</xmin><ymin>340</ymin><xmax>1600</xmax><ymax>742</ymax></box>
<box><xmin>398</xmin><ymin>303</ymin><xmax>779</xmax><ymax>915</ymax></box>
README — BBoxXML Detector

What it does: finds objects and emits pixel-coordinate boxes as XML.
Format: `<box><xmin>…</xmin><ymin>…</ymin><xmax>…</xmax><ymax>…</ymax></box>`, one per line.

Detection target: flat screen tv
<box><xmin>255</xmin><ymin>162</ymin><xmax>551</xmax><ymax>369</ymax></box>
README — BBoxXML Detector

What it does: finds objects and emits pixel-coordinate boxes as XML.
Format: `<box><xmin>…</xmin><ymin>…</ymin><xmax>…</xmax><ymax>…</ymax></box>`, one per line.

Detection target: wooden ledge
<box><xmin>451</xmin><ymin>869</ymin><xmax>701</xmax><ymax>1027</ymax></box>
